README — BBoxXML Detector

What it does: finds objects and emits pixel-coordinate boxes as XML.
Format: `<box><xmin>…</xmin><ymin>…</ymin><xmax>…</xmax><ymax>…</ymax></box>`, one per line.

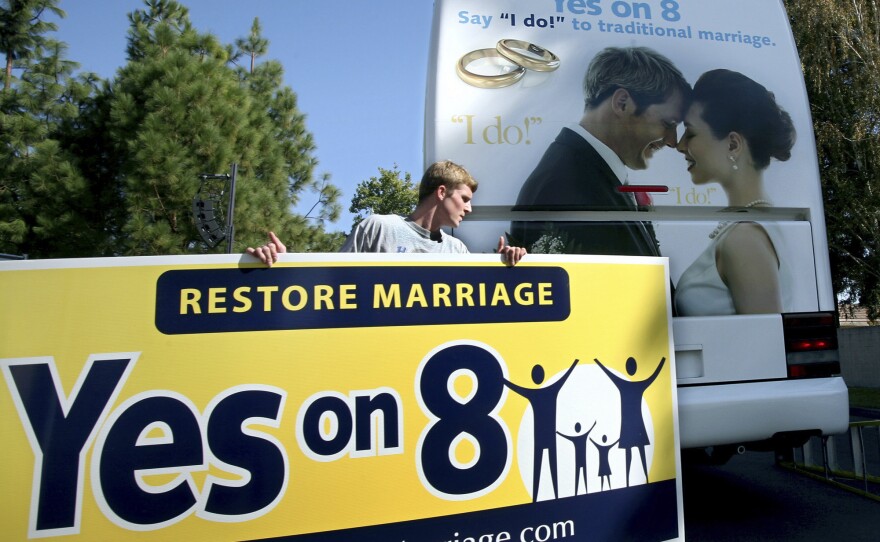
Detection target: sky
<box><xmin>50</xmin><ymin>0</ymin><xmax>436</xmax><ymax>233</ymax></box>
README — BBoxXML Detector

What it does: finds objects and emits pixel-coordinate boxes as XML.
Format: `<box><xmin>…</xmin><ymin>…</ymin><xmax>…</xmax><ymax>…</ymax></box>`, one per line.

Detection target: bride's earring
<box><xmin>729</xmin><ymin>155</ymin><xmax>739</xmax><ymax>171</ymax></box>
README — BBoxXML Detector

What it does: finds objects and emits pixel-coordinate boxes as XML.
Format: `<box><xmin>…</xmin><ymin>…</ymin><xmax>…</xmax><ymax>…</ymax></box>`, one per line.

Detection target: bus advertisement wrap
<box><xmin>0</xmin><ymin>254</ymin><xmax>683</xmax><ymax>541</ymax></box>
<box><xmin>426</xmin><ymin>0</ymin><xmax>834</xmax><ymax>317</ymax></box>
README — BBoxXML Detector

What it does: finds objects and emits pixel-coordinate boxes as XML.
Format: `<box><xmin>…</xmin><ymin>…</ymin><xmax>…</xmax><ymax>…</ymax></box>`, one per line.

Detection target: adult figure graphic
<box><xmin>675</xmin><ymin>69</ymin><xmax>796</xmax><ymax>315</ymax></box>
<box><xmin>556</xmin><ymin>420</ymin><xmax>597</xmax><ymax>496</ymax></box>
<box><xmin>504</xmin><ymin>358</ymin><xmax>579</xmax><ymax>502</ymax></box>
<box><xmin>593</xmin><ymin>356</ymin><xmax>666</xmax><ymax>487</ymax></box>
<box><xmin>247</xmin><ymin>160</ymin><xmax>526</xmax><ymax>266</ymax></box>
<box><xmin>511</xmin><ymin>46</ymin><xmax>691</xmax><ymax>256</ymax></box>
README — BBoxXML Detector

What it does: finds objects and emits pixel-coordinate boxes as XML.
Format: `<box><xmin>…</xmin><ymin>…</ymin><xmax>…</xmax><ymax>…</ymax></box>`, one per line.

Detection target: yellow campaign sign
<box><xmin>0</xmin><ymin>254</ymin><xmax>683</xmax><ymax>541</ymax></box>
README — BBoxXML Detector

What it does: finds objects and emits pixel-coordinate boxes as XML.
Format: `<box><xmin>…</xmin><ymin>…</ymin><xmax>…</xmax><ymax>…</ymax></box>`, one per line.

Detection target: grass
<box><xmin>849</xmin><ymin>386</ymin><xmax>880</xmax><ymax>410</ymax></box>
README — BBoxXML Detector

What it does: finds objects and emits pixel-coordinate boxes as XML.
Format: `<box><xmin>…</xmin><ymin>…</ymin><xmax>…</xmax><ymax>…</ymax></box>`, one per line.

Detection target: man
<box><xmin>511</xmin><ymin>46</ymin><xmax>691</xmax><ymax>256</ymax></box>
<box><xmin>248</xmin><ymin>160</ymin><xmax>526</xmax><ymax>266</ymax></box>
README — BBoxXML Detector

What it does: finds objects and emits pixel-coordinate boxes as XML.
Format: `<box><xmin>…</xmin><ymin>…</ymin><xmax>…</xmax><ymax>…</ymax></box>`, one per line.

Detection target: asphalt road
<box><xmin>682</xmin><ymin>450</ymin><xmax>880</xmax><ymax>541</ymax></box>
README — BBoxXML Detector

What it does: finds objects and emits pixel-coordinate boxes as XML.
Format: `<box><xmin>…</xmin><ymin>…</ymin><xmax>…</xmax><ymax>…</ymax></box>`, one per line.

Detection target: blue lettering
<box><xmin>661</xmin><ymin>0</ymin><xmax>681</xmax><ymax>22</ymax></box>
<box><xmin>2</xmin><ymin>355</ymin><xmax>136</xmax><ymax>537</ymax></box>
<box><xmin>416</xmin><ymin>342</ymin><xmax>511</xmax><ymax>499</ymax></box>
<box><xmin>201</xmin><ymin>387</ymin><xmax>287</xmax><ymax>519</ymax></box>
<box><xmin>3</xmin><ymin>355</ymin><xmax>298</xmax><ymax>532</ymax></box>
<box><xmin>300</xmin><ymin>394</ymin><xmax>353</xmax><ymax>459</ymax></box>
<box><xmin>297</xmin><ymin>389</ymin><xmax>404</xmax><ymax>461</ymax></box>
<box><xmin>555</xmin><ymin>0</ymin><xmax>602</xmax><ymax>16</ymax></box>
<box><xmin>354</xmin><ymin>390</ymin><xmax>403</xmax><ymax>455</ymax></box>
<box><xmin>94</xmin><ymin>393</ymin><xmax>204</xmax><ymax>528</ymax></box>
<box><xmin>611</xmin><ymin>1</ymin><xmax>652</xmax><ymax>19</ymax></box>
<box><xmin>457</xmin><ymin>10</ymin><xmax>492</xmax><ymax>29</ymax></box>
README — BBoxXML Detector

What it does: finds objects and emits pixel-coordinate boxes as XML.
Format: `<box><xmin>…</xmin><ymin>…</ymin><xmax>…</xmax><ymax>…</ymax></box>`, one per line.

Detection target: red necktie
<box><xmin>634</xmin><ymin>190</ymin><xmax>653</xmax><ymax>207</ymax></box>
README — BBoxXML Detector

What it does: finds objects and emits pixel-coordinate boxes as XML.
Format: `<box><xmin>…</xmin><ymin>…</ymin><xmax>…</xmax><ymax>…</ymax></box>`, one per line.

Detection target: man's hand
<box><xmin>496</xmin><ymin>236</ymin><xmax>527</xmax><ymax>267</ymax></box>
<box><xmin>246</xmin><ymin>231</ymin><xmax>286</xmax><ymax>266</ymax></box>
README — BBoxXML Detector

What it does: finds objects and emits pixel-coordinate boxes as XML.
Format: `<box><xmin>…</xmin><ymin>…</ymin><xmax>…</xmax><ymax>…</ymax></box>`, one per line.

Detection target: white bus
<box><xmin>426</xmin><ymin>0</ymin><xmax>848</xmax><ymax>460</ymax></box>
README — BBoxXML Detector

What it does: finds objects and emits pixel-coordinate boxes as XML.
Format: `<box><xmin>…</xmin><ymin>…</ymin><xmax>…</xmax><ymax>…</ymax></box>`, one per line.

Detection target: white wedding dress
<box><xmin>675</xmin><ymin>222</ymin><xmax>792</xmax><ymax>316</ymax></box>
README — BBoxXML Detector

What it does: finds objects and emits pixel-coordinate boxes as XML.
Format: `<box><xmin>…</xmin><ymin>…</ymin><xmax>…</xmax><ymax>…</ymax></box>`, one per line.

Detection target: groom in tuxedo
<box><xmin>511</xmin><ymin>46</ymin><xmax>691</xmax><ymax>256</ymax></box>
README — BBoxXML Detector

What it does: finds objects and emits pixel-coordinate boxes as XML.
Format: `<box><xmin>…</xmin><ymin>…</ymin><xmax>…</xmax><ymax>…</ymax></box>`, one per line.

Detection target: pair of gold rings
<box><xmin>457</xmin><ymin>39</ymin><xmax>560</xmax><ymax>89</ymax></box>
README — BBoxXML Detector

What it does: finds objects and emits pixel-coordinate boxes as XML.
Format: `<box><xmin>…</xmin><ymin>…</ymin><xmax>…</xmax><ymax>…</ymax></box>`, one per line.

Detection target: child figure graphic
<box><xmin>557</xmin><ymin>420</ymin><xmax>597</xmax><ymax>496</ymax></box>
<box><xmin>590</xmin><ymin>434</ymin><xmax>620</xmax><ymax>491</ymax></box>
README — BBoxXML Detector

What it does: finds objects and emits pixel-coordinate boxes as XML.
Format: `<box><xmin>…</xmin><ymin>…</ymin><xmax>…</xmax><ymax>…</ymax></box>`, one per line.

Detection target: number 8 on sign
<box><xmin>415</xmin><ymin>342</ymin><xmax>512</xmax><ymax>500</ymax></box>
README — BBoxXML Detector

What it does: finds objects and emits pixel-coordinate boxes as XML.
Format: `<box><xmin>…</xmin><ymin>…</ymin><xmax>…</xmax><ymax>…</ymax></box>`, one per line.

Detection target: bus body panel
<box><xmin>426</xmin><ymin>0</ymin><xmax>848</xmax><ymax>449</ymax></box>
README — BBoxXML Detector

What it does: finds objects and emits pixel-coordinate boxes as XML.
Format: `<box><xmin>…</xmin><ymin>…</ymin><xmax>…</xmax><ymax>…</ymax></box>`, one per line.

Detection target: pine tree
<box><xmin>1</xmin><ymin>0</ymin><xmax>63</xmax><ymax>90</ymax></box>
<box><xmin>0</xmin><ymin>1</ymin><xmax>104</xmax><ymax>257</ymax></box>
<box><xmin>234</xmin><ymin>18</ymin><xmax>268</xmax><ymax>75</ymax></box>
<box><xmin>82</xmin><ymin>0</ymin><xmax>341</xmax><ymax>255</ymax></box>
<box><xmin>230</xmin><ymin>16</ymin><xmax>342</xmax><ymax>253</ymax></box>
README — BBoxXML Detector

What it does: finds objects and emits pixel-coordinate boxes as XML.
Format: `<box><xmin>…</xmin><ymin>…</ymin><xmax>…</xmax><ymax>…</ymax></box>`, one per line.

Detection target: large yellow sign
<box><xmin>0</xmin><ymin>254</ymin><xmax>682</xmax><ymax>541</ymax></box>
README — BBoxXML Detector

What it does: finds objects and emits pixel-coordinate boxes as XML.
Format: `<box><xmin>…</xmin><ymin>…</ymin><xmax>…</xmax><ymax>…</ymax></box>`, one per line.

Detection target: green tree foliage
<box><xmin>785</xmin><ymin>0</ymin><xmax>880</xmax><ymax>320</ymax></box>
<box><xmin>95</xmin><ymin>1</ymin><xmax>250</xmax><ymax>254</ymax></box>
<box><xmin>349</xmin><ymin>165</ymin><xmax>418</xmax><ymax>229</ymax></box>
<box><xmin>1</xmin><ymin>0</ymin><xmax>341</xmax><ymax>257</ymax></box>
<box><xmin>94</xmin><ymin>0</ymin><xmax>342</xmax><ymax>255</ymax></box>
<box><xmin>1</xmin><ymin>0</ymin><xmax>63</xmax><ymax>90</ymax></box>
<box><xmin>229</xmin><ymin>16</ymin><xmax>342</xmax><ymax>253</ymax></box>
<box><xmin>0</xmin><ymin>0</ymin><xmax>107</xmax><ymax>257</ymax></box>
<box><xmin>233</xmin><ymin>18</ymin><xmax>268</xmax><ymax>74</ymax></box>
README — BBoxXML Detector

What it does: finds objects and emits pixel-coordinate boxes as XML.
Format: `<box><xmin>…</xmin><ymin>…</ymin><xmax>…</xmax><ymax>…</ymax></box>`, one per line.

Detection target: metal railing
<box><xmin>785</xmin><ymin>419</ymin><xmax>880</xmax><ymax>500</ymax></box>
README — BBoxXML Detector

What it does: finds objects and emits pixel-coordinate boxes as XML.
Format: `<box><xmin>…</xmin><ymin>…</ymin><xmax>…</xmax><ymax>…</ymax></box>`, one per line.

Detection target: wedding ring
<box><xmin>496</xmin><ymin>39</ymin><xmax>560</xmax><ymax>72</ymax></box>
<box><xmin>456</xmin><ymin>48</ymin><xmax>526</xmax><ymax>89</ymax></box>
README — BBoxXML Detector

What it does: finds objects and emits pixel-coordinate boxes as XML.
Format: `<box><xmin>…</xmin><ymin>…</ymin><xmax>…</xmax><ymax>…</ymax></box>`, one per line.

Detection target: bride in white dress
<box><xmin>674</xmin><ymin>70</ymin><xmax>796</xmax><ymax>316</ymax></box>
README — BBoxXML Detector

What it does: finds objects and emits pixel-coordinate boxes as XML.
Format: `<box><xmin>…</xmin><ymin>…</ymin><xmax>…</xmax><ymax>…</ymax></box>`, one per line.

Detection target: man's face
<box><xmin>440</xmin><ymin>184</ymin><xmax>474</xmax><ymax>228</ymax></box>
<box><xmin>618</xmin><ymin>89</ymin><xmax>684</xmax><ymax>171</ymax></box>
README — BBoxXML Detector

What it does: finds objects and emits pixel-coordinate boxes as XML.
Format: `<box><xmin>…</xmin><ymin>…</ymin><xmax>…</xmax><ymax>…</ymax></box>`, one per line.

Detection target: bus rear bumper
<box><xmin>677</xmin><ymin>376</ymin><xmax>849</xmax><ymax>449</ymax></box>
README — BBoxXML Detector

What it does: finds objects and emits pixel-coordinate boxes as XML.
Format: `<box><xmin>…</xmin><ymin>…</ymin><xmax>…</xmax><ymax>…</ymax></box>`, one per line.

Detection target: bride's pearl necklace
<box><xmin>708</xmin><ymin>199</ymin><xmax>772</xmax><ymax>239</ymax></box>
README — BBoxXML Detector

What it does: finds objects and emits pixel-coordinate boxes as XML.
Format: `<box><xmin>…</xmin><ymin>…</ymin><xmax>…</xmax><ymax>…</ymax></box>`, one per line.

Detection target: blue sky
<box><xmin>51</xmin><ymin>0</ymin><xmax>436</xmax><ymax>233</ymax></box>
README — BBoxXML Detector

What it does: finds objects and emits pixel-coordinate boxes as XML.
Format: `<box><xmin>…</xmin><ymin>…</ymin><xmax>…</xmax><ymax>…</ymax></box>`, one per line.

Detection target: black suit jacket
<box><xmin>510</xmin><ymin>127</ymin><xmax>660</xmax><ymax>257</ymax></box>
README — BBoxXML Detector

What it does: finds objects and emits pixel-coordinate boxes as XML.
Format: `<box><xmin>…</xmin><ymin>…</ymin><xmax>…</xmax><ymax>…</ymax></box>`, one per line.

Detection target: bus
<box><xmin>426</xmin><ymin>0</ymin><xmax>848</xmax><ymax>460</ymax></box>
